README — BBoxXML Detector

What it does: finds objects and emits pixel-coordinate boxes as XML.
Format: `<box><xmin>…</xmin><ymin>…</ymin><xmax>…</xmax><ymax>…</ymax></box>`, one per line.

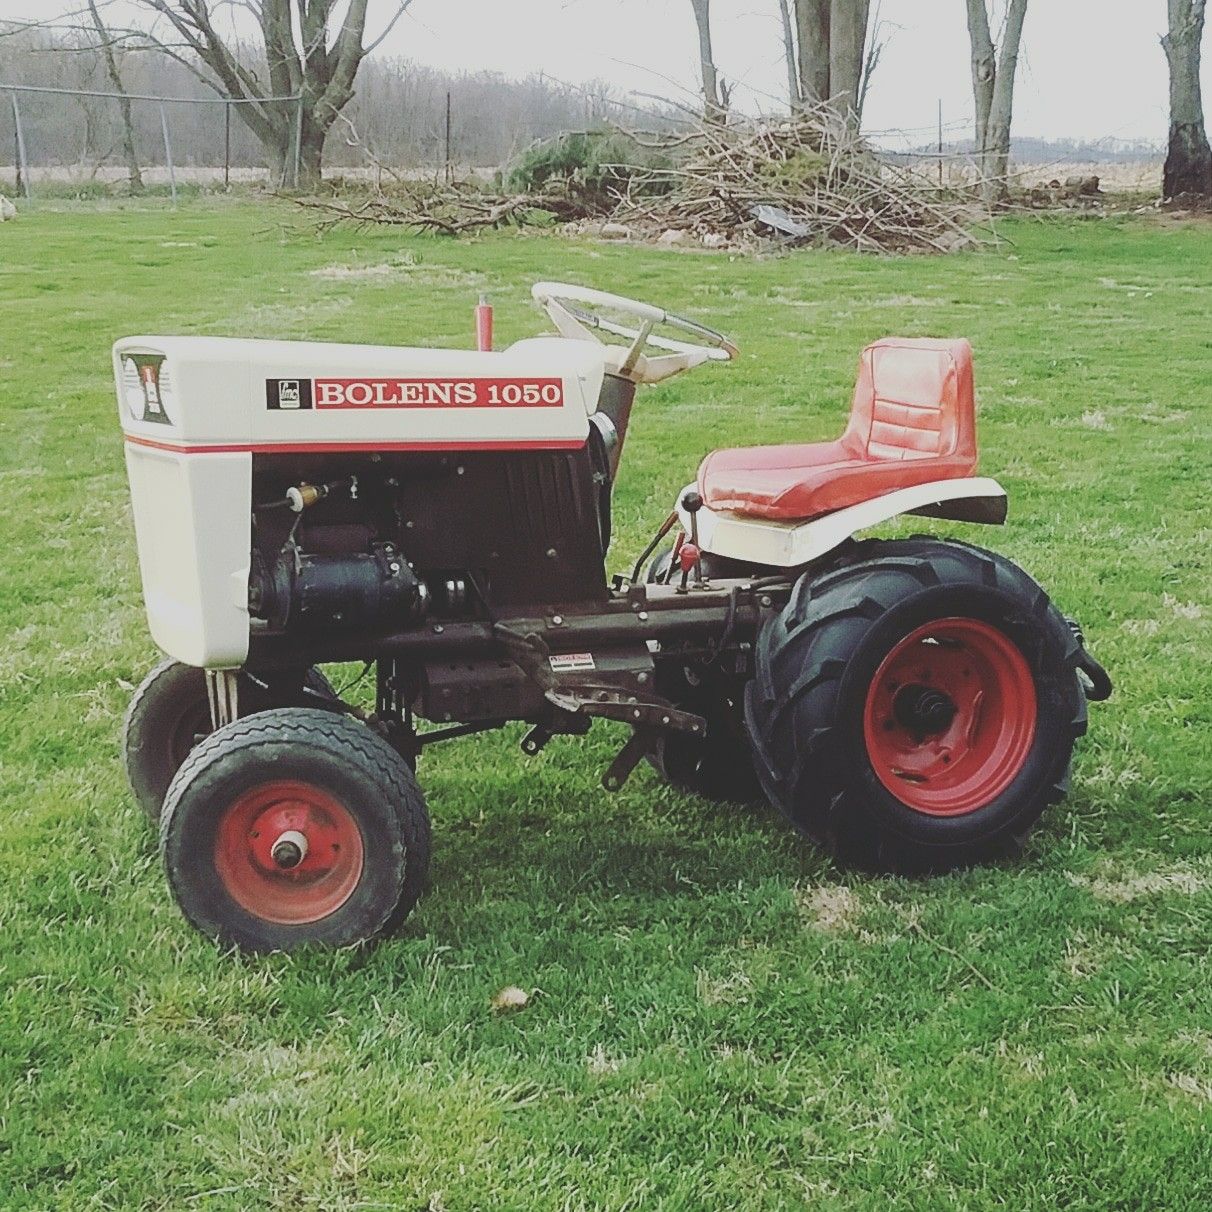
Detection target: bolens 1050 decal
<box><xmin>267</xmin><ymin>377</ymin><xmax>564</xmax><ymax>411</ymax></box>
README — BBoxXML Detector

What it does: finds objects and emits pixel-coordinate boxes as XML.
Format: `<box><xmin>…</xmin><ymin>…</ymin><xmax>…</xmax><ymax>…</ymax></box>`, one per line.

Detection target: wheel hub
<box><xmin>270</xmin><ymin>829</ymin><xmax>309</xmax><ymax>870</ymax></box>
<box><xmin>863</xmin><ymin>618</ymin><xmax>1038</xmax><ymax>816</ymax></box>
<box><xmin>214</xmin><ymin>780</ymin><xmax>364</xmax><ymax>924</ymax></box>
<box><xmin>892</xmin><ymin>684</ymin><xmax>958</xmax><ymax>734</ymax></box>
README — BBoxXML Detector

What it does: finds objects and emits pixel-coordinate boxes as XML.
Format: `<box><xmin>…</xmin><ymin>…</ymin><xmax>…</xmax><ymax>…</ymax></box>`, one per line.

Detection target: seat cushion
<box><xmin>698</xmin><ymin>438</ymin><xmax>977</xmax><ymax>521</ymax></box>
<box><xmin>699</xmin><ymin>336</ymin><xmax>978</xmax><ymax>522</ymax></box>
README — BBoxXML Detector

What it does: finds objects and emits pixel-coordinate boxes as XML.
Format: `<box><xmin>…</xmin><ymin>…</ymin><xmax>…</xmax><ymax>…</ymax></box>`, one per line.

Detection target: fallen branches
<box><xmin>616</xmin><ymin>104</ymin><xmax>987</xmax><ymax>253</ymax></box>
<box><xmin>295</xmin><ymin>105</ymin><xmax>989</xmax><ymax>254</ymax></box>
<box><xmin>294</xmin><ymin>181</ymin><xmax>596</xmax><ymax>236</ymax></box>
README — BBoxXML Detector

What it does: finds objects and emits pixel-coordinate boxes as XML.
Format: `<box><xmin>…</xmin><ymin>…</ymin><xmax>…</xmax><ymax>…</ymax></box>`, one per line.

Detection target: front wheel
<box><xmin>161</xmin><ymin>708</ymin><xmax>430</xmax><ymax>953</ymax></box>
<box><xmin>745</xmin><ymin>538</ymin><xmax>1088</xmax><ymax>874</ymax></box>
<box><xmin>122</xmin><ymin>660</ymin><xmax>339</xmax><ymax>823</ymax></box>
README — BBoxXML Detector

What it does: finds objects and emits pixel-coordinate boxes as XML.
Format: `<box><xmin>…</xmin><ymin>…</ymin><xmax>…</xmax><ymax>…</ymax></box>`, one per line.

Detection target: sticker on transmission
<box><xmin>310</xmin><ymin>377</ymin><xmax>564</xmax><ymax>409</ymax></box>
<box><xmin>549</xmin><ymin>653</ymin><xmax>595</xmax><ymax>672</ymax></box>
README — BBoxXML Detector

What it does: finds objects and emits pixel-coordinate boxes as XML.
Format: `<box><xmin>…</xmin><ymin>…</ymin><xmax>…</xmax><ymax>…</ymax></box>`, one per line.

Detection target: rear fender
<box><xmin>677</xmin><ymin>477</ymin><xmax>1008</xmax><ymax>570</ymax></box>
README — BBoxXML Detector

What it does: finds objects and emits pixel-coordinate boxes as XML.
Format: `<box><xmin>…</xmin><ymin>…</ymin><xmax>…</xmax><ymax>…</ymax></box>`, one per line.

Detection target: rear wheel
<box><xmin>651</xmin><ymin>659</ymin><xmax>763</xmax><ymax>803</ymax></box>
<box><xmin>745</xmin><ymin>538</ymin><xmax>1087</xmax><ymax>874</ymax></box>
<box><xmin>645</xmin><ymin>545</ymin><xmax>769</xmax><ymax>803</ymax></box>
<box><xmin>122</xmin><ymin>660</ymin><xmax>339</xmax><ymax>823</ymax></box>
<box><xmin>161</xmin><ymin>708</ymin><xmax>430</xmax><ymax>952</ymax></box>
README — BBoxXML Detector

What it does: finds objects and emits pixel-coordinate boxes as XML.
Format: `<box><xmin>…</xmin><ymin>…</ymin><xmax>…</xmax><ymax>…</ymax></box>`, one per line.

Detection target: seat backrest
<box><xmin>843</xmin><ymin>337</ymin><xmax>976</xmax><ymax>463</ymax></box>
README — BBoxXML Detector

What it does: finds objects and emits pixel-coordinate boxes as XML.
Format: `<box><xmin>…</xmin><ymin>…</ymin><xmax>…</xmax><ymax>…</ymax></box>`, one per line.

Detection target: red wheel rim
<box><xmin>214</xmin><ymin>780</ymin><xmax>364</xmax><ymax>924</ymax></box>
<box><xmin>862</xmin><ymin>618</ymin><xmax>1037</xmax><ymax>816</ymax></box>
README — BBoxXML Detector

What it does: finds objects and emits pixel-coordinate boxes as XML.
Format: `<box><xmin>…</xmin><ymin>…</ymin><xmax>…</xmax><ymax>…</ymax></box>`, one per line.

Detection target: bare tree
<box><xmin>828</xmin><ymin>0</ymin><xmax>869</xmax><ymax>116</ymax></box>
<box><xmin>126</xmin><ymin>1</ymin><xmax>414</xmax><ymax>187</ymax></box>
<box><xmin>0</xmin><ymin>24</ymin><xmax>669</xmax><ymax>179</ymax></box>
<box><xmin>965</xmin><ymin>0</ymin><xmax>1029</xmax><ymax>206</ymax></box>
<box><xmin>86</xmin><ymin>0</ymin><xmax>142</xmax><ymax>192</ymax></box>
<box><xmin>775</xmin><ymin>0</ymin><xmax>800</xmax><ymax>111</ymax></box>
<box><xmin>794</xmin><ymin>0</ymin><xmax>831</xmax><ymax>107</ymax></box>
<box><xmin>785</xmin><ymin>1</ymin><xmax>872</xmax><ymax>123</ymax></box>
<box><xmin>1163</xmin><ymin>0</ymin><xmax>1212</xmax><ymax>199</ymax></box>
<box><xmin>688</xmin><ymin>0</ymin><xmax>727</xmax><ymax>121</ymax></box>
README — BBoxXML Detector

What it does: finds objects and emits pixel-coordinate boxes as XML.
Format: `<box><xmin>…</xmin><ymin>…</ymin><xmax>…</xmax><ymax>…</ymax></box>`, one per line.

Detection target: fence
<box><xmin>1</xmin><ymin>82</ymin><xmax>304</xmax><ymax>202</ymax></box>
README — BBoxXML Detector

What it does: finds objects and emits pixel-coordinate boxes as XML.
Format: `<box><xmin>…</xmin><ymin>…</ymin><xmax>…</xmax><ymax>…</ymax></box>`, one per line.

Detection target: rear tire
<box><xmin>161</xmin><ymin>708</ymin><xmax>430</xmax><ymax>953</ymax></box>
<box><xmin>745</xmin><ymin>538</ymin><xmax>1087</xmax><ymax>874</ymax></box>
<box><xmin>651</xmin><ymin>659</ymin><xmax>763</xmax><ymax>803</ymax></box>
<box><xmin>122</xmin><ymin>659</ymin><xmax>339</xmax><ymax>823</ymax></box>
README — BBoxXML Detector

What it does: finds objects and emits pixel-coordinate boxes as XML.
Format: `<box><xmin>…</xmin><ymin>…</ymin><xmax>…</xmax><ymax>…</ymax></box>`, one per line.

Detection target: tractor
<box><xmin>116</xmin><ymin>283</ymin><xmax>1110</xmax><ymax>952</ymax></box>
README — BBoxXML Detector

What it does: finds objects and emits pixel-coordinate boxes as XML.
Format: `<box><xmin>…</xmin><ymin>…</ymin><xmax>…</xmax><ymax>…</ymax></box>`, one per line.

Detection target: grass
<box><xmin>1</xmin><ymin>198</ymin><xmax>1210</xmax><ymax>1210</ymax></box>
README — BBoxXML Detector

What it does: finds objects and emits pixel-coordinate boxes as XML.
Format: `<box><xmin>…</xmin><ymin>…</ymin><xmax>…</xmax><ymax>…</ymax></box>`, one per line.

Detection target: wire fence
<box><xmin>1</xmin><ymin>81</ymin><xmax>304</xmax><ymax>202</ymax></box>
<box><xmin>0</xmin><ymin>79</ymin><xmax>1165</xmax><ymax>206</ymax></box>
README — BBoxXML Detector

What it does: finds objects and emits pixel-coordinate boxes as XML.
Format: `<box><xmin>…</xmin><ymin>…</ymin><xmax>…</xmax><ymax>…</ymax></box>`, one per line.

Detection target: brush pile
<box><xmin>297</xmin><ymin>105</ymin><xmax>985</xmax><ymax>255</ymax></box>
<box><xmin>615</xmin><ymin>105</ymin><xmax>983</xmax><ymax>253</ymax></box>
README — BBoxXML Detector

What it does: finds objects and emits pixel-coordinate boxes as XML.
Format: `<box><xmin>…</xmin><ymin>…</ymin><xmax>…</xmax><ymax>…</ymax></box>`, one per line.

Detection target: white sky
<box><xmin>1</xmin><ymin>0</ymin><xmax>1204</xmax><ymax>146</ymax></box>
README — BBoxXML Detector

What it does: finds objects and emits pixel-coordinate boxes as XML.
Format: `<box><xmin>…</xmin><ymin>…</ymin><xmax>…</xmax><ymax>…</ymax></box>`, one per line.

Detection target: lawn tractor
<box><xmin>116</xmin><ymin>283</ymin><xmax>1111</xmax><ymax>952</ymax></box>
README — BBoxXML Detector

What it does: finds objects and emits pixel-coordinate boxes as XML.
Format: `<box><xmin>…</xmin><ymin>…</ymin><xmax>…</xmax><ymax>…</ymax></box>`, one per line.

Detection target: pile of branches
<box><xmin>296</xmin><ymin>106</ymin><xmax>985</xmax><ymax>254</ymax></box>
<box><xmin>616</xmin><ymin>104</ymin><xmax>984</xmax><ymax>253</ymax></box>
<box><xmin>295</xmin><ymin>179</ymin><xmax>595</xmax><ymax>236</ymax></box>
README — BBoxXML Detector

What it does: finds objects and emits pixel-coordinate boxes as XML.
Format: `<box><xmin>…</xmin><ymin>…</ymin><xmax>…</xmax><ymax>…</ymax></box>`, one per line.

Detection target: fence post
<box><xmin>444</xmin><ymin>90</ymin><xmax>452</xmax><ymax>183</ymax></box>
<box><xmin>293</xmin><ymin>96</ymin><xmax>303</xmax><ymax>188</ymax></box>
<box><xmin>10</xmin><ymin>90</ymin><xmax>31</xmax><ymax>201</ymax></box>
<box><xmin>937</xmin><ymin>99</ymin><xmax>943</xmax><ymax>190</ymax></box>
<box><xmin>159</xmin><ymin>102</ymin><xmax>177</xmax><ymax>205</ymax></box>
<box><xmin>224</xmin><ymin>101</ymin><xmax>231</xmax><ymax>189</ymax></box>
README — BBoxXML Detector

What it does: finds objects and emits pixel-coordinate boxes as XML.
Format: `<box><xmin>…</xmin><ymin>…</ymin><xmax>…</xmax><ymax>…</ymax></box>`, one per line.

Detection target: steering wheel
<box><xmin>531</xmin><ymin>282</ymin><xmax>738</xmax><ymax>384</ymax></box>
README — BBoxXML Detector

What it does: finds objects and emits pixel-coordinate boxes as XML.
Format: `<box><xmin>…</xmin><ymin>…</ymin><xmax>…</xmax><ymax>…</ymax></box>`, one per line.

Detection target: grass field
<box><xmin>1</xmin><ymin>199</ymin><xmax>1209</xmax><ymax>1210</ymax></box>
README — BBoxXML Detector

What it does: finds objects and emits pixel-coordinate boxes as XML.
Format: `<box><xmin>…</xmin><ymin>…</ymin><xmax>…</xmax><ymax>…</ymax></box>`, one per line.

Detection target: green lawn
<box><xmin>1</xmin><ymin>199</ymin><xmax>1209</xmax><ymax>1210</ymax></box>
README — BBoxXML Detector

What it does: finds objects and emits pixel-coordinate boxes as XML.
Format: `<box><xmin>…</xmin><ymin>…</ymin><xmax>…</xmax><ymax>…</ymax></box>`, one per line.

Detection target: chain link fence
<box><xmin>1</xmin><ymin>83</ymin><xmax>303</xmax><ymax>202</ymax></box>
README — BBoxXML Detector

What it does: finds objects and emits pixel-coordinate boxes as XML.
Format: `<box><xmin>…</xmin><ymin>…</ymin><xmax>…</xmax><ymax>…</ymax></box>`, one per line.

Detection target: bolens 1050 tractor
<box><xmin>116</xmin><ymin>283</ymin><xmax>1111</xmax><ymax>952</ymax></box>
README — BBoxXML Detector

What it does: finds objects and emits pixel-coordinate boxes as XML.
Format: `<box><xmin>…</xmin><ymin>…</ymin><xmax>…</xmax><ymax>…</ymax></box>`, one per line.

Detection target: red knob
<box><xmin>678</xmin><ymin>542</ymin><xmax>700</xmax><ymax>574</ymax></box>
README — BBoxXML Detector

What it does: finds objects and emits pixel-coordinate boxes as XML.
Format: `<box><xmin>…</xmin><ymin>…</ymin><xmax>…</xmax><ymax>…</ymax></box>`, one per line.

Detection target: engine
<box><xmin>249</xmin><ymin>540</ymin><xmax>429</xmax><ymax>632</ymax></box>
<box><xmin>243</xmin><ymin>431</ymin><xmax>617</xmax><ymax>647</ymax></box>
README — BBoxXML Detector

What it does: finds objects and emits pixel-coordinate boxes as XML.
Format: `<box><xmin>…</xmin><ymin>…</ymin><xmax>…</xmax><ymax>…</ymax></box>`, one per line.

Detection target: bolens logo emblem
<box><xmin>266</xmin><ymin>378</ymin><xmax>314</xmax><ymax>410</ymax></box>
<box><xmin>265</xmin><ymin>377</ymin><xmax>564</xmax><ymax>411</ymax></box>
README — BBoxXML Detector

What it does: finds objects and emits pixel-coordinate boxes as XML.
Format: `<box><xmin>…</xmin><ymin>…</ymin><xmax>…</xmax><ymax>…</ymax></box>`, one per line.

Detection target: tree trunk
<box><xmin>828</xmin><ymin>0</ymin><xmax>870</xmax><ymax>122</ymax></box>
<box><xmin>776</xmin><ymin>0</ymin><xmax>801</xmax><ymax>111</ymax></box>
<box><xmin>297</xmin><ymin>119</ymin><xmax>326</xmax><ymax>190</ymax></box>
<box><xmin>129</xmin><ymin>0</ymin><xmax>400</xmax><ymax>188</ymax></box>
<box><xmin>1163</xmin><ymin>0</ymin><xmax>1212</xmax><ymax>198</ymax></box>
<box><xmin>689</xmin><ymin>0</ymin><xmax>725</xmax><ymax>121</ymax></box>
<box><xmin>87</xmin><ymin>0</ymin><xmax>142</xmax><ymax>193</ymax></box>
<box><xmin>966</xmin><ymin>0</ymin><xmax>1029</xmax><ymax>206</ymax></box>
<box><xmin>983</xmin><ymin>0</ymin><xmax>1029</xmax><ymax>203</ymax></box>
<box><xmin>259</xmin><ymin>104</ymin><xmax>327</xmax><ymax>190</ymax></box>
<box><xmin>794</xmin><ymin>0</ymin><xmax>831</xmax><ymax>105</ymax></box>
<box><xmin>965</xmin><ymin>0</ymin><xmax>995</xmax><ymax>158</ymax></box>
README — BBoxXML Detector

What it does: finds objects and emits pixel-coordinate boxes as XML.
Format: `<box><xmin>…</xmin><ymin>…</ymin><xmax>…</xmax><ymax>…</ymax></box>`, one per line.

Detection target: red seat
<box><xmin>698</xmin><ymin>337</ymin><xmax>978</xmax><ymax>522</ymax></box>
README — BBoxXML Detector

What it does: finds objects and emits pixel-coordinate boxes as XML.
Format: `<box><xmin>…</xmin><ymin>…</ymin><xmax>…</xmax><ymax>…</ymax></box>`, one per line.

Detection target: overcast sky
<box><xmin>2</xmin><ymin>1</ymin><xmax>1205</xmax><ymax>146</ymax></box>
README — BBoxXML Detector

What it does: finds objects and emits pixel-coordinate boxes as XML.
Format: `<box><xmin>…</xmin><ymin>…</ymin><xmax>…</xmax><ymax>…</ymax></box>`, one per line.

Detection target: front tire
<box><xmin>745</xmin><ymin>538</ymin><xmax>1087</xmax><ymax>874</ymax></box>
<box><xmin>122</xmin><ymin>660</ymin><xmax>339</xmax><ymax>823</ymax></box>
<box><xmin>161</xmin><ymin>708</ymin><xmax>430</xmax><ymax>953</ymax></box>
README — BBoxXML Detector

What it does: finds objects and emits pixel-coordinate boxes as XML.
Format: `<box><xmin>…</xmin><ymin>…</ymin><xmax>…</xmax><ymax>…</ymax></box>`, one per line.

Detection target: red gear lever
<box><xmin>475</xmin><ymin>295</ymin><xmax>493</xmax><ymax>352</ymax></box>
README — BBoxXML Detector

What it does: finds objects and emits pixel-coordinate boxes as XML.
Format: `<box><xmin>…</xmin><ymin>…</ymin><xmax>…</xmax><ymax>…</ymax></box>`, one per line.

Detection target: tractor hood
<box><xmin>113</xmin><ymin>334</ymin><xmax>606</xmax><ymax>454</ymax></box>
